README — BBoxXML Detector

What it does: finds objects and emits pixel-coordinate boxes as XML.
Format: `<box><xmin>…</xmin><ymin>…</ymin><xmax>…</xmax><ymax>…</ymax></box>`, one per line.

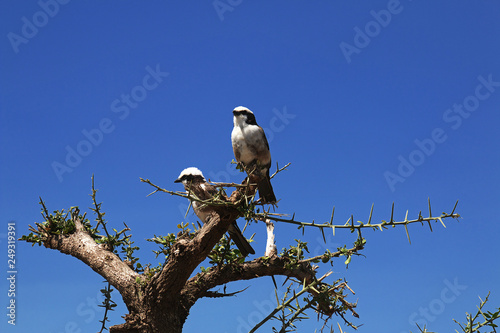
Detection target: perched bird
<box><xmin>231</xmin><ymin>106</ymin><xmax>277</xmax><ymax>204</ymax></box>
<box><xmin>174</xmin><ymin>167</ymin><xmax>255</xmax><ymax>256</ymax></box>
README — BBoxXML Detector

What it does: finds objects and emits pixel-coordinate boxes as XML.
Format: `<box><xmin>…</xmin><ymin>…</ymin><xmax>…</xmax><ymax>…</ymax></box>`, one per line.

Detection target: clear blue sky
<box><xmin>1</xmin><ymin>1</ymin><xmax>499</xmax><ymax>332</ymax></box>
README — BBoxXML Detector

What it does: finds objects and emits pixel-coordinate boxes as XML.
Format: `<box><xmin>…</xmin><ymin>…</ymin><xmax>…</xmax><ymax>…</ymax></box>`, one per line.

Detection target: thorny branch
<box><xmin>254</xmin><ymin>200</ymin><xmax>460</xmax><ymax>245</ymax></box>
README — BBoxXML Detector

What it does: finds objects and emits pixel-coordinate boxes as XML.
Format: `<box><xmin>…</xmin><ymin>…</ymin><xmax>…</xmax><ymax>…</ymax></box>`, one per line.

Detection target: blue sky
<box><xmin>1</xmin><ymin>1</ymin><xmax>499</xmax><ymax>332</ymax></box>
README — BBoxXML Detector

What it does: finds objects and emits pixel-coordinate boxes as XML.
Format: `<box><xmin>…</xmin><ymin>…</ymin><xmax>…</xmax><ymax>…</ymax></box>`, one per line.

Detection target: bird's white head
<box><xmin>174</xmin><ymin>167</ymin><xmax>206</xmax><ymax>185</ymax></box>
<box><xmin>233</xmin><ymin>106</ymin><xmax>256</xmax><ymax>127</ymax></box>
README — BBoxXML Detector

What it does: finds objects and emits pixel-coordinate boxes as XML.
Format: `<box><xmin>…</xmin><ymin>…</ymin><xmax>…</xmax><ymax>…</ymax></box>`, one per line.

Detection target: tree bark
<box><xmin>41</xmin><ymin>217</ymin><xmax>142</xmax><ymax>313</ymax></box>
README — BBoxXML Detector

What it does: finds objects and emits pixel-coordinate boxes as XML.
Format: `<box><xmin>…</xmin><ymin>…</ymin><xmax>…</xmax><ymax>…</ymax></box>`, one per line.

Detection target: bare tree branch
<box><xmin>265</xmin><ymin>219</ymin><xmax>277</xmax><ymax>257</ymax></box>
<box><xmin>38</xmin><ymin>213</ymin><xmax>142</xmax><ymax>312</ymax></box>
<box><xmin>185</xmin><ymin>255</ymin><xmax>317</xmax><ymax>300</ymax></box>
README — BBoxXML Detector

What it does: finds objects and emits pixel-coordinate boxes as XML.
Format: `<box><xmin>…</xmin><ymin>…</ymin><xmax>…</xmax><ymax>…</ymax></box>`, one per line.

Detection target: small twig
<box><xmin>299</xmin><ymin>243</ymin><xmax>364</xmax><ymax>264</ymax></box>
<box><xmin>207</xmin><ymin>181</ymin><xmax>252</xmax><ymax>188</ymax></box>
<box><xmin>141</xmin><ymin>178</ymin><xmax>240</xmax><ymax>208</ymax></box>
<box><xmin>201</xmin><ymin>287</ymin><xmax>249</xmax><ymax>299</ymax></box>
<box><xmin>270</xmin><ymin>162</ymin><xmax>291</xmax><ymax>179</ymax></box>
<box><xmin>98</xmin><ymin>282</ymin><xmax>116</xmax><ymax>333</ymax></box>
<box><xmin>91</xmin><ymin>175</ymin><xmax>110</xmax><ymax>238</ymax></box>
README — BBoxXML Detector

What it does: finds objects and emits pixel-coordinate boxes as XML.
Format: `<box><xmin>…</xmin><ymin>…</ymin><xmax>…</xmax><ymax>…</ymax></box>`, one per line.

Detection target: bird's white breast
<box><xmin>232</xmin><ymin>124</ymin><xmax>264</xmax><ymax>164</ymax></box>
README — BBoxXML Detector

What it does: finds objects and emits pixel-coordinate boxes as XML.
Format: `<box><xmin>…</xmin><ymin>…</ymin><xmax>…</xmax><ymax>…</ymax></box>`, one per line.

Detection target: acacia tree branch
<box><xmin>255</xmin><ymin>200</ymin><xmax>460</xmax><ymax>244</ymax></box>
<box><xmin>145</xmin><ymin>208</ymin><xmax>241</xmax><ymax>306</ymax></box>
<box><xmin>183</xmin><ymin>255</ymin><xmax>318</xmax><ymax>307</ymax></box>
<box><xmin>39</xmin><ymin>213</ymin><xmax>142</xmax><ymax>312</ymax></box>
<box><xmin>299</xmin><ymin>242</ymin><xmax>365</xmax><ymax>264</ymax></box>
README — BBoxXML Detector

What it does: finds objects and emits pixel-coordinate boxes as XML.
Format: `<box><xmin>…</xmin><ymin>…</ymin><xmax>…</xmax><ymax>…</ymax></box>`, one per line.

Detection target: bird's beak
<box><xmin>174</xmin><ymin>178</ymin><xmax>182</xmax><ymax>183</ymax></box>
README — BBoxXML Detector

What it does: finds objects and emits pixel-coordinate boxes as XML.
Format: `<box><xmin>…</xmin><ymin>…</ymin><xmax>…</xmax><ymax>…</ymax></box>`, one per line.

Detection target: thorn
<box><xmin>451</xmin><ymin>200</ymin><xmax>459</xmax><ymax>215</ymax></box>
<box><xmin>428</xmin><ymin>197</ymin><xmax>432</xmax><ymax>217</ymax></box>
<box><xmin>310</xmin><ymin>286</ymin><xmax>320</xmax><ymax>294</ymax></box>
<box><xmin>344</xmin><ymin>217</ymin><xmax>350</xmax><ymax>226</ymax></box>
<box><xmin>427</xmin><ymin>198</ymin><xmax>433</xmax><ymax>232</ymax></box>
<box><xmin>332</xmin><ymin>225</ymin><xmax>335</xmax><ymax>236</ymax></box>
<box><xmin>185</xmin><ymin>201</ymin><xmax>192</xmax><ymax>219</ymax></box>
<box><xmin>438</xmin><ymin>217</ymin><xmax>446</xmax><ymax>228</ymax></box>
<box><xmin>404</xmin><ymin>210</ymin><xmax>409</xmax><ymax>222</ymax></box>
<box><xmin>356</xmin><ymin>228</ymin><xmax>362</xmax><ymax>240</ymax></box>
<box><xmin>404</xmin><ymin>223</ymin><xmax>411</xmax><ymax>245</ymax></box>
<box><xmin>329</xmin><ymin>205</ymin><xmax>335</xmax><ymax>225</ymax></box>
<box><xmin>320</xmin><ymin>227</ymin><xmax>326</xmax><ymax>243</ymax></box>
<box><xmin>368</xmin><ymin>203</ymin><xmax>374</xmax><ymax>225</ymax></box>
<box><xmin>390</xmin><ymin>202</ymin><xmax>394</xmax><ymax>223</ymax></box>
<box><xmin>271</xmin><ymin>276</ymin><xmax>278</xmax><ymax>290</ymax></box>
<box><xmin>146</xmin><ymin>190</ymin><xmax>158</xmax><ymax>197</ymax></box>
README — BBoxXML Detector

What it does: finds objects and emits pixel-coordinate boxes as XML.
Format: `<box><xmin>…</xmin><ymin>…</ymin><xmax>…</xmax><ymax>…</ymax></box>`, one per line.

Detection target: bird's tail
<box><xmin>257</xmin><ymin>176</ymin><xmax>277</xmax><ymax>204</ymax></box>
<box><xmin>228</xmin><ymin>223</ymin><xmax>255</xmax><ymax>257</ymax></box>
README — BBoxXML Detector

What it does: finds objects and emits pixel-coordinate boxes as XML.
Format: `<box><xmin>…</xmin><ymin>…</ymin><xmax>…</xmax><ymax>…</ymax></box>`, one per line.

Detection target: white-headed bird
<box><xmin>175</xmin><ymin>167</ymin><xmax>255</xmax><ymax>256</ymax></box>
<box><xmin>231</xmin><ymin>106</ymin><xmax>277</xmax><ymax>204</ymax></box>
